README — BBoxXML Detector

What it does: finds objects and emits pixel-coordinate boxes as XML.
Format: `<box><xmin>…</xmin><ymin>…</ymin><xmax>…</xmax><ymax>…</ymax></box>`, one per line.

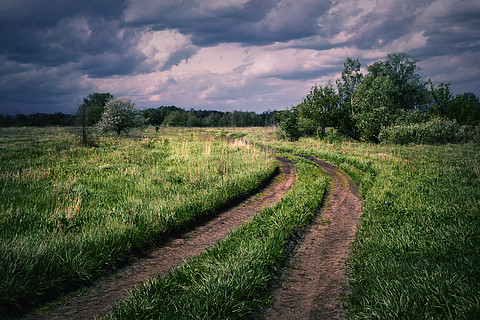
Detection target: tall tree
<box><xmin>353</xmin><ymin>75</ymin><xmax>399</xmax><ymax>142</ymax></box>
<box><xmin>299</xmin><ymin>83</ymin><xmax>338</xmax><ymax>138</ymax></box>
<box><xmin>428</xmin><ymin>81</ymin><xmax>477</xmax><ymax>125</ymax></box>
<box><xmin>367</xmin><ymin>52</ymin><xmax>426</xmax><ymax>110</ymax></box>
<box><xmin>279</xmin><ymin>106</ymin><xmax>301</xmax><ymax>141</ymax></box>
<box><xmin>77</xmin><ymin>93</ymin><xmax>113</xmax><ymax>144</ymax></box>
<box><xmin>336</xmin><ymin>57</ymin><xmax>363</xmax><ymax>138</ymax></box>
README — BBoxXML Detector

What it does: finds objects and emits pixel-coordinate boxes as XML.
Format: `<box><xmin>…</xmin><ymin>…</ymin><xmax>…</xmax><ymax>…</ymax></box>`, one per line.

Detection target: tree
<box><xmin>279</xmin><ymin>106</ymin><xmax>301</xmax><ymax>141</ymax></box>
<box><xmin>428</xmin><ymin>82</ymin><xmax>477</xmax><ymax>125</ymax></box>
<box><xmin>336</xmin><ymin>57</ymin><xmax>363</xmax><ymax>138</ymax></box>
<box><xmin>97</xmin><ymin>98</ymin><xmax>145</xmax><ymax>135</ymax></box>
<box><xmin>367</xmin><ymin>52</ymin><xmax>426</xmax><ymax>110</ymax></box>
<box><xmin>353</xmin><ymin>75</ymin><xmax>399</xmax><ymax>142</ymax></box>
<box><xmin>299</xmin><ymin>83</ymin><xmax>338</xmax><ymax>137</ymax></box>
<box><xmin>162</xmin><ymin>110</ymin><xmax>186</xmax><ymax>126</ymax></box>
<box><xmin>186</xmin><ymin>113</ymin><xmax>202</xmax><ymax>127</ymax></box>
<box><xmin>77</xmin><ymin>93</ymin><xmax>113</xmax><ymax>144</ymax></box>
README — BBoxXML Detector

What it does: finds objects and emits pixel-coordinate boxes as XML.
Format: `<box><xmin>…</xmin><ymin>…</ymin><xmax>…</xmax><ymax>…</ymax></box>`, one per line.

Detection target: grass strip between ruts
<box><xmin>106</xmin><ymin>154</ymin><xmax>329</xmax><ymax>319</ymax></box>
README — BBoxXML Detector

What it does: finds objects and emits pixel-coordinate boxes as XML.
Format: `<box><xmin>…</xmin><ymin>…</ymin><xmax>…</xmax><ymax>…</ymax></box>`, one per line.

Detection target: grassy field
<box><xmin>246</xmin><ymin>127</ymin><xmax>480</xmax><ymax>319</ymax></box>
<box><xmin>0</xmin><ymin>127</ymin><xmax>277</xmax><ymax>316</ymax></box>
<box><xmin>107</xmin><ymin>153</ymin><xmax>328</xmax><ymax>319</ymax></box>
<box><xmin>2</xmin><ymin>126</ymin><xmax>479</xmax><ymax>319</ymax></box>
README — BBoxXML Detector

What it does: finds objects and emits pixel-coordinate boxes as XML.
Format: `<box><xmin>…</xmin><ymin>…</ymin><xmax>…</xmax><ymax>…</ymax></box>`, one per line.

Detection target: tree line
<box><xmin>280</xmin><ymin>52</ymin><xmax>480</xmax><ymax>144</ymax></box>
<box><xmin>0</xmin><ymin>102</ymin><xmax>279</xmax><ymax>129</ymax></box>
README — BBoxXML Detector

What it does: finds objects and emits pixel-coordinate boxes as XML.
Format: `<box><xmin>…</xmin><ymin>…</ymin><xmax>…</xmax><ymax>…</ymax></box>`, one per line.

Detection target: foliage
<box><xmin>1</xmin><ymin>106</ymin><xmax>281</xmax><ymax>129</ymax></box>
<box><xmin>77</xmin><ymin>93</ymin><xmax>114</xmax><ymax>127</ymax></box>
<box><xmin>143</xmin><ymin>106</ymin><xmax>280</xmax><ymax>127</ymax></box>
<box><xmin>336</xmin><ymin>57</ymin><xmax>363</xmax><ymax>139</ymax></box>
<box><xmin>97</xmin><ymin>98</ymin><xmax>146</xmax><ymax>135</ymax></box>
<box><xmin>0</xmin><ymin>113</ymin><xmax>76</xmax><ymax>127</ymax></box>
<box><xmin>279</xmin><ymin>52</ymin><xmax>478</xmax><ymax>143</ymax></box>
<box><xmin>353</xmin><ymin>75</ymin><xmax>399</xmax><ymax>142</ymax></box>
<box><xmin>367</xmin><ymin>52</ymin><xmax>427</xmax><ymax>110</ymax></box>
<box><xmin>428</xmin><ymin>81</ymin><xmax>479</xmax><ymax>125</ymax></box>
<box><xmin>0</xmin><ymin>127</ymin><xmax>277</xmax><ymax>317</ymax></box>
<box><xmin>278</xmin><ymin>106</ymin><xmax>301</xmax><ymax>141</ymax></box>
<box><xmin>378</xmin><ymin>117</ymin><xmax>463</xmax><ymax>144</ymax></box>
<box><xmin>299</xmin><ymin>83</ymin><xmax>338</xmax><ymax>137</ymax></box>
<box><xmin>77</xmin><ymin>92</ymin><xmax>114</xmax><ymax>145</ymax></box>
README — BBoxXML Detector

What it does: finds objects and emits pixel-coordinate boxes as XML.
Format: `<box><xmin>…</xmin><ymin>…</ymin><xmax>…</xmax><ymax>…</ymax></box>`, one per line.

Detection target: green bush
<box><xmin>379</xmin><ymin>118</ymin><xmax>464</xmax><ymax>144</ymax></box>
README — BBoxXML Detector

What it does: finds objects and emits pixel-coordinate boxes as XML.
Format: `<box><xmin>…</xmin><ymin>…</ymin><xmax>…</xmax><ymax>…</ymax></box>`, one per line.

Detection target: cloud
<box><xmin>0</xmin><ymin>0</ymin><xmax>479</xmax><ymax>114</ymax></box>
<box><xmin>137</xmin><ymin>29</ymin><xmax>198</xmax><ymax>71</ymax></box>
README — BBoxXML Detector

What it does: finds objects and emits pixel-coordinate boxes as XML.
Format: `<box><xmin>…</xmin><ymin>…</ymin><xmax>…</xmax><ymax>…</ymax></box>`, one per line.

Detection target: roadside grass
<box><xmin>106</xmin><ymin>154</ymin><xmax>329</xmax><ymax>319</ymax></box>
<box><xmin>246</xmin><ymin>127</ymin><xmax>480</xmax><ymax>319</ymax></box>
<box><xmin>0</xmin><ymin>126</ymin><xmax>277</xmax><ymax>316</ymax></box>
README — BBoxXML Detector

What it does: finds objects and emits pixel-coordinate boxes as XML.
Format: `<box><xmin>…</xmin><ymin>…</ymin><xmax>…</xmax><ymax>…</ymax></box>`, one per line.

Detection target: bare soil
<box><xmin>261</xmin><ymin>156</ymin><xmax>362</xmax><ymax>320</ymax></box>
<box><xmin>24</xmin><ymin>157</ymin><xmax>296</xmax><ymax>320</ymax></box>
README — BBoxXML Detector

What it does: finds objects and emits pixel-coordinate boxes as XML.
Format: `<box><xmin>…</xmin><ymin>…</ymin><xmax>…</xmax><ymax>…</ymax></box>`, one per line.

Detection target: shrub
<box><xmin>97</xmin><ymin>98</ymin><xmax>145</xmax><ymax>135</ymax></box>
<box><xmin>379</xmin><ymin>117</ymin><xmax>464</xmax><ymax>144</ymax></box>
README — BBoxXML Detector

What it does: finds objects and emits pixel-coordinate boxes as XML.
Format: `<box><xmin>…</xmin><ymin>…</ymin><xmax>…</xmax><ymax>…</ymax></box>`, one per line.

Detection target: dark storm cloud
<box><xmin>126</xmin><ymin>0</ymin><xmax>331</xmax><ymax>45</ymax></box>
<box><xmin>1</xmin><ymin>0</ymin><xmax>479</xmax><ymax>114</ymax></box>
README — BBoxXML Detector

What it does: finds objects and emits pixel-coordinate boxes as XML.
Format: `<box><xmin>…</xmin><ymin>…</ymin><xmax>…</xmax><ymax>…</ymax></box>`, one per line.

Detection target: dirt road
<box><xmin>25</xmin><ymin>157</ymin><xmax>296</xmax><ymax>320</ymax></box>
<box><xmin>261</xmin><ymin>155</ymin><xmax>362</xmax><ymax>320</ymax></box>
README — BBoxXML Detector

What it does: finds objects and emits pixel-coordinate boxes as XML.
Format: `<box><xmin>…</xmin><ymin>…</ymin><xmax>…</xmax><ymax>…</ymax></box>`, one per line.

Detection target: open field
<box><xmin>0</xmin><ymin>127</ymin><xmax>277</xmax><ymax>316</ymax></box>
<box><xmin>106</xmin><ymin>152</ymin><xmax>329</xmax><ymax>319</ymax></box>
<box><xmin>246</xmin><ymin>127</ymin><xmax>480</xmax><ymax>319</ymax></box>
<box><xmin>2</xmin><ymin>126</ymin><xmax>479</xmax><ymax>319</ymax></box>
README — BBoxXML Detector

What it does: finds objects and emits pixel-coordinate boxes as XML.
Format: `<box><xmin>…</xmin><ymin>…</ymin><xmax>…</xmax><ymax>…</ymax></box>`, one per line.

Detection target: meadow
<box><xmin>1</xmin><ymin>126</ymin><xmax>479</xmax><ymax>319</ymax></box>
<box><xmin>247</xmin><ymin>127</ymin><xmax>480</xmax><ymax>319</ymax></box>
<box><xmin>0</xmin><ymin>127</ymin><xmax>277</xmax><ymax>316</ymax></box>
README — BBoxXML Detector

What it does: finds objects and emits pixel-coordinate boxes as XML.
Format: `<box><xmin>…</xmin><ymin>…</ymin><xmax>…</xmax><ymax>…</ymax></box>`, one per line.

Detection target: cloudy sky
<box><xmin>1</xmin><ymin>0</ymin><xmax>479</xmax><ymax>114</ymax></box>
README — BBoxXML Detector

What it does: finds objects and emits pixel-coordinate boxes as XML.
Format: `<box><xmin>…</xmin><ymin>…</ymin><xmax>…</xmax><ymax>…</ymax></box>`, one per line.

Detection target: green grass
<box><xmin>107</xmin><ymin>154</ymin><xmax>328</xmax><ymax>319</ymax></box>
<box><xmin>0</xmin><ymin>127</ymin><xmax>277</xmax><ymax>316</ymax></box>
<box><xmin>4</xmin><ymin>126</ymin><xmax>478</xmax><ymax>319</ymax></box>
<box><xmin>246</xmin><ymin>127</ymin><xmax>480</xmax><ymax>319</ymax></box>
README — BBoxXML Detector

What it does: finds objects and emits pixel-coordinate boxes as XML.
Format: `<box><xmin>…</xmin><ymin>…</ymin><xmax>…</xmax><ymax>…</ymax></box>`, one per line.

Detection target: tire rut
<box><xmin>24</xmin><ymin>156</ymin><xmax>296</xmax><ymax>320</ymax></box>
<box><xmin>261</xmin><ymin>155</ymin><xmax>362</xmax><ymax>320</ymax></box>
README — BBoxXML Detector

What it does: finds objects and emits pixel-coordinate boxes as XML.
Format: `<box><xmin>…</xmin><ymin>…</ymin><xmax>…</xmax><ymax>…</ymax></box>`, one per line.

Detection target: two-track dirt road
<box><xmin>261</xmin><ymin>155</ymin><xmax>362</xmax><ymax>320</ymax></box>
<box><xmin>25</xmin><ymin>156</ymin><xmax>296</xmax><ymax>320</ymax></box>
<box><xmin>25</xmin><ymin>154</ymin><xmax>362</xmax><ymax>320</ymax></box>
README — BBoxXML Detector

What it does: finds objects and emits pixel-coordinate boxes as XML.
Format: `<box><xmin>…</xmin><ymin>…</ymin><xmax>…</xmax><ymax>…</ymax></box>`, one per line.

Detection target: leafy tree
<box><xmin>186</xmin><ymin>113</ymin><xmax>202</xmax><ymax>127</ymax></box>
<box><xmin>367</xmin><ymin>52</ymin><xmax>426</xmax><ymax>110</ymax></box>
<box><xmin>97</xmin><ymin>98</ymin><xmax>145</xmax><ymax>135</ymax></box>
<box><xmin>336</xmin><ymin>57</ymin><xmax>363</xmax><ymax>138</ymax></box>
<box><xmin>77</xmin><ymin>93</ymin><xmax>113</xmax><ymax>144</ymax></box>
<box><xmin>428</xmin><ymin>82</ymin><xmax>477</xmax><ymax>125</ymax></box>
<box><xmin>279</xmin><ymin>106</ymin><xmax>301</xmax><ymax>141</ymax></box>
<box><xmin>299</xmin><ymin>83</ymin><xmax>338</xmax><ymax>137</ymax></box>
<box><xmin>143</xmin><ymin>106</ymin><xmax>181</xmax><ymax>125</ymax></box>
<box><xmin>163</xmin><ymin>110</ymin><xmax>186</xmax><ymax>126</ymax></box>
<box><xmin>353</xmin><ymin>75</ymin><xmax>399</xmax><ymax>142</ymax></box>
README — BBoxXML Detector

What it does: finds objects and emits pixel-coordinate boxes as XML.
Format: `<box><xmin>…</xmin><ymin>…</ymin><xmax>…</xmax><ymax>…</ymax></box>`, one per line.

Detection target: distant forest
<box><xmin>0</xmin><ymin>106</ymin><xmax>281</xmax><ymax>128</ymax></box>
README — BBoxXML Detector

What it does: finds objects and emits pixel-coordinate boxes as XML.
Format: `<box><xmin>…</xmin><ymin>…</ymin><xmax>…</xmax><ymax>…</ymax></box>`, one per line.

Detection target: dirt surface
<box><xmin>261</xmin><ymin>155</ymin><xmax>362</xmax><ymax>320</ymax></box>
<box><xmin>24</xmin><ymin>156</ymin><xmax>296</xmax><ymax>320</ymax></box>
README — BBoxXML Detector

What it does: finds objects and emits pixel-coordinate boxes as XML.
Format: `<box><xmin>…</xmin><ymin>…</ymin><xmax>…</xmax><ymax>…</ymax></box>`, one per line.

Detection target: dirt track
<box><xmin>261</xmin><ymin>155</ymin><xmax>362</xmax><ymax>320</ymax></box>
<box><xmin>24</xmin><ymin>156</ymin><xmax>296</xmax><ymax>320</ymax></box>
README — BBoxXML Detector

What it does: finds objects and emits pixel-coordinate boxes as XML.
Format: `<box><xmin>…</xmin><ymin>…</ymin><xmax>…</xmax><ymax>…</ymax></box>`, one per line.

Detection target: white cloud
<box><xmin>195</xmin><ymin>0</ymin><xmax>249</xmax><ymax>11</ymax></box>
<box><xmin>137</xmin><ymin>29</ymin><xmax>197</xmax><ymax>70</ymax></box>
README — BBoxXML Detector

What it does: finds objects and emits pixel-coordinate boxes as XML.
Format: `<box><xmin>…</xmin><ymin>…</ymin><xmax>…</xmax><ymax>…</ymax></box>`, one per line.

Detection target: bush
<box><xmin>379</xmin><ymin>118</ymin><xmax>464</xmax><ymax>144</ymax></box>
<box><xmin>97</xmin><ymin>98</ymin><xmax>145</xmax><ymax>135</ymax></box>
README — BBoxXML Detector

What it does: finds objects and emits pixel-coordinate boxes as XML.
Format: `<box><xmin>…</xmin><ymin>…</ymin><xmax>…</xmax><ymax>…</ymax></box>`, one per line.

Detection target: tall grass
<box><xmin>246</xmin><ymin>127</ymin><xmax>480</xmax><ymax>319</ymax></box>
<box><xmin>0</xmin><ymin>127</ymin><xmax>277</xmax><ymax>316</ymax></box>
<box><xmin>107</xmin><ymin>154</ymin><xmax>328</xmax><ymax>319</ymax></box>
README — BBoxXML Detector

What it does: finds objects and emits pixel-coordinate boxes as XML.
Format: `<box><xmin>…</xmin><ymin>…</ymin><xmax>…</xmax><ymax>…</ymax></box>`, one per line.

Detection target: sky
<box><xmin>1</xmin><ymin>0</ymin><xmax>479</xmax><ymax>115</ymax></box>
